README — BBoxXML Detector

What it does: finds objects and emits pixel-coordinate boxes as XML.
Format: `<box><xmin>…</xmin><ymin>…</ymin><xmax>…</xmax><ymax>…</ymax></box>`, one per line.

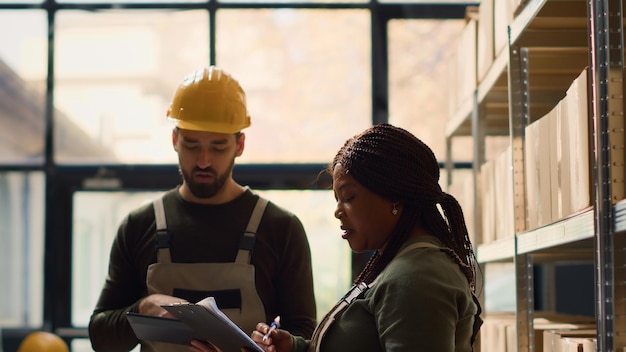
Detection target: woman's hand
<box><xmin>248</xmin><ymin>322</ymin><xmax>294</xmax><ymax>352</ymax></box>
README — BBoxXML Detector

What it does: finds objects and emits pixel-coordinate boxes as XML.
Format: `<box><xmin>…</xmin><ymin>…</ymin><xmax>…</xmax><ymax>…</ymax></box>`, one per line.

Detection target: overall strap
<box><xmin>235</xmin><ymin>196</ymin><xmax>268</xmax><ymax>264</ymax></box>
<box><xmin>153</xmin><ymin>197</ymin><xmax>172</xmax><ymax>264</ymax></box>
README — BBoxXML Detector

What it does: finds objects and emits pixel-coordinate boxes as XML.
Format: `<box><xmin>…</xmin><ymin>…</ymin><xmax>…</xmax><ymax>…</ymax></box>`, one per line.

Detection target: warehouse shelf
<box><xmin>446</xmin><ymin>0</ymin><xmax>625</xmax><ymax>350</ymax></box>
<box><xmin>444</xmin><ymin>0</ymin><xmax>589</xmax><ymax>140</ymax></box>
<box><xmin>516</xmin><ymin>208</ymin><xmax>594</xmax><ymax>254</ymax></box>
<box><xmin>476</xmin><ymin>237</ymin><xmax>515</xmax><ymax>263</ymax></box>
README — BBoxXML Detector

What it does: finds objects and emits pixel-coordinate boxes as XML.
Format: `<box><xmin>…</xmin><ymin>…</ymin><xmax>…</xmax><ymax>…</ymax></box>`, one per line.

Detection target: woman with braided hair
<box><xmin>193</xmin><ymin>123</ymin><xmax>483</xmax><ymax>352</ymax></box>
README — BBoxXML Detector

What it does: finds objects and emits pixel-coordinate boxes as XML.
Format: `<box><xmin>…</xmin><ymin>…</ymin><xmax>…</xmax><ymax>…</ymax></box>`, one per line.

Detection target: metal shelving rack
<box><xmin>445</xmin><ymin>0</ymin><xmax>626</xmax><ymax>350</ymax></box>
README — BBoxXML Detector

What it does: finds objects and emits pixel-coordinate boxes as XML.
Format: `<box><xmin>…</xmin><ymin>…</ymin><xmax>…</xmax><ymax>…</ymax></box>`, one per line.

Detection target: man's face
<box><xmin>173</xmin><ymin>128</ymin><xmax>244</xmax><ymax>200</ymax></box>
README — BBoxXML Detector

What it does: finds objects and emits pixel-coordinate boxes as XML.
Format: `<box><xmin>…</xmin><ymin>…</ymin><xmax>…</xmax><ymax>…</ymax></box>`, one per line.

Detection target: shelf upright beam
<box><xmin>508</xmin><ymin>43</ymin><xmax>532</xmax><ymax>352</ymax></box>
<box><xmin>588</xmin><ymin>0</ymin><xmax>626</xmax><ymax>350</ymax></box>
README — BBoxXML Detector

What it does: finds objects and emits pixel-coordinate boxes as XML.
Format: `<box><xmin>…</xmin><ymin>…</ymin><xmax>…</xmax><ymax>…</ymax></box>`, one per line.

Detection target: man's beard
<box><xmin>179</xmin><ymin>158</ymin><xmax>235</xmax><ymax>199</ymax></box>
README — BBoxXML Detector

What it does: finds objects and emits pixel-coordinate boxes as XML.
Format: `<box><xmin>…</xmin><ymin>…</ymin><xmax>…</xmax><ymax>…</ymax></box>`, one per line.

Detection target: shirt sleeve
<box><xmin>88</xmin><ymin>213</ymin><xmax>149</xmax><ymax>351</ymax></box>
<box><xmin>369</xmin><ymin>253</ymin><xmax>462</xmax><ymax>352</ymax></box>
<box><xmin>274</xmin><ymin>213</ymin><xmax>318</xmax><ymax>338</ymax></box>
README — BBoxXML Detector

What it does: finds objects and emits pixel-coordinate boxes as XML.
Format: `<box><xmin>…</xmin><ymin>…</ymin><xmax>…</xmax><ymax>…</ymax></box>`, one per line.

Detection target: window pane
<box><xmin>256</xmin><ymin>190</ymin><xmax>351</xmax><ymax>321</ymax></box>
<box><xmin>388</xmin><ymin>19</ymin><xmax>468</xmax><ymax>161</ymax></box>
<box><xmin>0</xmin><ymin>171</ymin><xmax>45</xmax><ymax>327</ymax></box>
<box><xmin>59</xmin><ymin>0</ymin><xmax>204</xmax><ymax>4</ymax></box>
<box><xmin>0</xmin><ymin>0</ymin><xmax>42</xmax><ymax>4</ymax></box>
<box><xmin>0</xmin><ymin>10</ymin><xmax>47</xmax><ymax>164</ymax></box>
<box><xmin>379</xmin><ymin>0</ymin><xmax>478</xmax><ymax>3</ymax></box>
<box><xmin>72</xmin><ymin>189</ymin><xmax>349</xmax><ymax>326</ymax></box>
<box><xmin>217</xmin><ymin>9</ymin><xmax>372</xmax><ymax>163</ymax></box>
<box><xmin>220</xmin><ymin>0</ymin><xmax>366</xmax><ymax>4</ymax></box>
<box><xmin>54</xmin><ymin>10</ymin><xmax>209</xmax><ymax>164</ymax></box>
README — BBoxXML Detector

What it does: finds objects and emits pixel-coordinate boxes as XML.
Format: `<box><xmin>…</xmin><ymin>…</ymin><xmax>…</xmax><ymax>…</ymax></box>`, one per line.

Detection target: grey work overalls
<box><xmin>142</xmin><ymin>195</ymin><xmax>268</xmax><ymax>352</ymax></box>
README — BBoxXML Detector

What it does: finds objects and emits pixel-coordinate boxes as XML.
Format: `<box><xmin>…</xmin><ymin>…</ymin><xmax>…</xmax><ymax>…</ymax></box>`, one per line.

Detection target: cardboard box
<box><xmin>525</xmin><ymin>120</ymin><xmax>540</xmax><ymax>229</ymax></box>
<box><xmin>494</xmin><ymin>146</ymin><xmax>514</xmax><ymax>239</ymax></box>
<box><xmin>494</xmin><ymin>312</ymin><xmax>595</xmax><ymax>352</ymax></box>
<box><xmin>481</xmin><ymin>159</ymin><xmax>496</xmax><ymax>244</ymax></box>
<box><xmin>557</xmin><ymin>98</ymin><xmax>572</xmax><ymax>219</ymax></box>
<box><xmin>477</xmin><ymin>0</ymin><xmax>494</xmax><ymax>81</ymax></box>
<box><xmin>455</xmin><ymin>17</ymin><xmax>478</xmax><ymax>109</ymax></box>
<box><xmin>538</xmin><ymin>114</ymin><xmax>553</xmax><ymax>226</ymax></box>
<box><xmin>564</xmin><ymin>68</ymin><xmax>591</xmax><ymax>214</ymax></box>
<box><xmin>494</xmin><ymin>0</ymin><xmax>514</xmax><ymax>57</ymax></box>
<box><xmin>548</xmin><ymin>105</ymin><xmax>559</xmax><ymax>222</ymax></box>
<box><xmin>448</xmin><ymin>171</ymin><xmax>475</xmax><ymax>243</ymax></box>
<box><xmin>562</xmin><ymin>337</ymin><xmax>596</xmax><ymax>352</ymax></box>
<box><xmin>543</xmin><ymin>329</ymin><xmax>596</xmax><ymax>352</ymax></box>
<box><xmin>482</xmin><ymin>313</ymin><xmax>516</xmax><ymax>352</ymax></box>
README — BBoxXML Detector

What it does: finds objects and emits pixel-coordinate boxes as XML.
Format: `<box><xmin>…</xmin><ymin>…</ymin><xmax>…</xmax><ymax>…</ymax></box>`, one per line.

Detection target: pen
<box><xmin>262</xmin><ymin>315</ymin><xmax>281</xmax><ymax>341</ymax></box>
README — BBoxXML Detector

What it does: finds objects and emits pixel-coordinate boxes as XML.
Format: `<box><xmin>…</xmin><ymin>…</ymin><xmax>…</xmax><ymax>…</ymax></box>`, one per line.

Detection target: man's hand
<box><xmin>139</xmin><ymin>293</ymin><xmax>188</xmax><ymax>318</ymax></box>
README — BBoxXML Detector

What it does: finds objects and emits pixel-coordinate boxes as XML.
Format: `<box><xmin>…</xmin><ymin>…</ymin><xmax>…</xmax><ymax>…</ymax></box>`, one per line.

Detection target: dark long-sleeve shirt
<box><xmin>89</xmin><ymin>187</ymin><xmax>316</xmax><ymax>351</ymax></box>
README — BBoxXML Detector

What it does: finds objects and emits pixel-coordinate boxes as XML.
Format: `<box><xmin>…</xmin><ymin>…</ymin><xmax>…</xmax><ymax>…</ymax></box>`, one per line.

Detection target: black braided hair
<box><xmin>327</xmin><ymin>123</ymin><xmax>478</xmax><ymax>290</ymax></box>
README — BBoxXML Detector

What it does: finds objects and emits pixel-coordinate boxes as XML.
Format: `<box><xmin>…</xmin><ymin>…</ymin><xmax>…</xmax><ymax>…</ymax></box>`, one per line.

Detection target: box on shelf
<box><xmin>481</xmin><ymin>311</ymin><xmax>596</xmax><ymax>352</ymax></box>
<box><xmin>538</xmin><ymin>112</ymin><xmax>553</xmax><ymax>226</ymax></box>
<box><xmin>543</xmin><ymin>329</ymin><xmax>596</xmax><ymax>352</ymax></box>
<box><xmin>480</xmin><ymin>159</ymin><xmax>496</xmax><ymax>244</ymax></box>
<box><xmin>483</xmin><ymin>312</ymin><xmax>595</xmax><ymax>352</ymax></box>
<box><xmin>556</xmin><ymin>98</ymin><xmax>572</xmax><ymax>220</ymax></box>
<box><xmin>450</xmin><ymin>7</ymin><xmax>478</xmax><ymax>114</ymax></box>
<box><xmin>524</xmin><ymin>67</ymin><xmax>591</xmax><ymax>231</ymax></box>
<box><xmin>525</xmin><ymin>120</ymin><xmax>540</xmax><ymax>229</ymax></box>
<box><xmin>564</xmin><ymin>68</ymin><xmax>591</xmax><ymax>214</ymax></box>
<box><xmin>481</xmin><ymin>312</ymin><xmax>516</xmax><ymax>352</ymax></box>
<box><xmin>494</xmin><ymin>146</ymin><xmax>514</xmax><ymax>240</ymax></box>
<box><xmin>476</xmin><ymin>0</ymin><xmax>494</xmax><ymax>82</ymax></box>
<box><xmin>561</xmin><ymin>337</ymin><xmax>596</xmax><ymax>352</ymax></box>
<box><xmin>494</xmin><ymin>0</ymin><xmax>514</xmax><ymax>58</ymax></box>
<box><xmin>447</xmin><ymin>172</ymin><xmax>475</xmax><ymax>244</ymax></box>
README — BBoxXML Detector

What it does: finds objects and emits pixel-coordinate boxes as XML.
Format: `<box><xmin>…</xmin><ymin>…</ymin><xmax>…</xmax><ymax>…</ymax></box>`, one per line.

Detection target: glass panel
<box><xmin>72</xmin><ymin>189</ymin><xmax>349</xmax><ymax>326</ymax></box>
<box><xmin>217</xmin><ymin>9</ymin><xmax>372</xmax><ymax>163</ymax></box>
<box><xmin>54</xmin><ymin>10</ymin><xmax>209</xmax><ymax>164</ymax></box>
<box><xmin>59</xmin><ymin>0</ymin><xmax>204</xmax><ymax>4</ymax></box>
<box><xmin>220</xmin><ymin>0</ymin><xmax>365</xmax><ymax>4</ymax></box>
<box><xmin>72</xmin><ymin>191</ymin><xmax>164</xmax><ymax>326</ymax></box>
<box><xmin>256</xmin><ymin>190</ymin><xmax>351</xmax><ymax>321</ymax></box>
<box><xmin>379</xmin><ymin>0</ymin><xmax>478</xmax><ymax>3</ymax></box>
<box><xmin>0</xmin><ymin>171</ymin><xmax>45</xmax><ymax>327</ymax></box>
<box><xmin>388</xmin><ymin>19</ymin><xmax>469</xmax><ymax>161</ymax></box>
<box><xmin>0</xmin><ymin>0</ymin><xmax>42</xmax><ymax>4</ymax></box>
<box><xmin>0</xmin><ymin>10</ymin><xmax>47</xmax><ymax>164</ymax></box>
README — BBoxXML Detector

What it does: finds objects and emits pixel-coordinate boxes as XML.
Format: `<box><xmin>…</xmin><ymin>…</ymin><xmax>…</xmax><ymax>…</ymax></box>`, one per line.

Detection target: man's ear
<box><xmin>172</xmin><ymin>129</ymin><xmax>178</xmax><ymax>151</ymax></box>
<box><xmin>236</xmin><ymin>133</ymin><xmax>246</xmax><ymax>157</ymax></box>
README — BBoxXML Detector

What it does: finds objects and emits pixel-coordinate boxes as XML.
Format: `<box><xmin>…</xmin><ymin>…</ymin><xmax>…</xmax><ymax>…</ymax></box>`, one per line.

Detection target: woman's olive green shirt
<box><xmin>293</xmin><ymin>236</ymin><xmax>478</xmax><ymax>352</ymax></box>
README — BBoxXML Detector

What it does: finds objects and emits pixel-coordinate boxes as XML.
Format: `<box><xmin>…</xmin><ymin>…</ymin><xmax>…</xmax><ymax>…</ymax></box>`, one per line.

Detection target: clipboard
<box><xmin>162</xmin><ymin>297</ymin><xmax>263</xmax><ymax>352</ymax></box>
<box><xmin>126</xmin><ymin>312</ymin><xmax>204</xmax><ymax>345</ymax></box>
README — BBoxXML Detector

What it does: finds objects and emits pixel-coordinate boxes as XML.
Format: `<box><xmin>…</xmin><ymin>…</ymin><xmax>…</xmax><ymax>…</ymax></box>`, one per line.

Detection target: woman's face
<box><xmin>332</xmin><ymin>163</ymin><xmax>400</xmax><ymax>253</ymax></box>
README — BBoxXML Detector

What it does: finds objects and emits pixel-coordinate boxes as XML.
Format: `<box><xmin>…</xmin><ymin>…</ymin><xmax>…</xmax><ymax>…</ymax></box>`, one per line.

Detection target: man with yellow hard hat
<box><xmin>88</xmin><ymin>67</ymin><xmax>317</xmax><ymax>352</ymax></box>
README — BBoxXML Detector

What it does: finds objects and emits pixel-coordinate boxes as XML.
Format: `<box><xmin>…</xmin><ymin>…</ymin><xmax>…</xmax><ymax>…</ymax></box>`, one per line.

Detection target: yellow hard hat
<box><xmin>17</xmin><ymin>332</ymin><xmax>69</xmax><ymax>352</ymax></box>
<box><xmin>166</xmin><ymin>66</ymin><xmax>251</xmax><ymax>134</ymax></box>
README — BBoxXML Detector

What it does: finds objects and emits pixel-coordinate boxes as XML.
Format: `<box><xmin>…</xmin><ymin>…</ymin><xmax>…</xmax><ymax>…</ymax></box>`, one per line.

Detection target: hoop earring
<box><xmin>392</xmin><ymin>203</ymin><xmax>398</xmax><ymax>216</ymax></box>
